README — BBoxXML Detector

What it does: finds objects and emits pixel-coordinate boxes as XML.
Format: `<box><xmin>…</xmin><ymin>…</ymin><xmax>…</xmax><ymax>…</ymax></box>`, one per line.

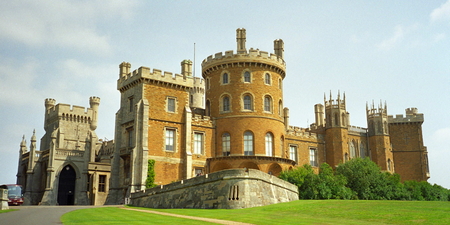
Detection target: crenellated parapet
<box><xmin>366</xmin><ymin>100</ymin><xmax>388</xmax><ymax>119</ymax></box>
<box><xmin>388</xmin><ymin>108</ymin><xmax>424</xmax><ymax>124</ymax></box>
<box><xmin>44</xmin><ymin>99</ymin><xmax>96</xmax><ymax>128</ymax></box>
<box><xmin>286</xmin><ymin>126</ymin><xmax>320</xmax><ymax>140</ymax></box>
<box><xmin>201</xmin><ymin>48</ymin><xmax>286</xmax><ymax>78</ymax></box>
<box><xmin>118</xmin><ymin>62</ymin><xmax>205</xmax><ymax>92</ymax></box>
<box><xmin>191</xmin><ymin>114</ymin><xmax>213</xmax><ymax>127</ymax></box>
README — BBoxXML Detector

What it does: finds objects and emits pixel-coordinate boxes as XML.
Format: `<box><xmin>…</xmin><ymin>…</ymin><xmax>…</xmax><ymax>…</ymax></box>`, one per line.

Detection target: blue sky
<box><xmin>1</xmin><ymin>1</ymin><xmax>449</xmax><ymax>189</ymax></box>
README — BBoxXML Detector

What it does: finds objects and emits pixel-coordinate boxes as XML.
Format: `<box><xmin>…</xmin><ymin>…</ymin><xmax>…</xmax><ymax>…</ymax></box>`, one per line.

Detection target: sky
<box><xmin>0</xmin><ymin>1</ymin><xmax>449</xmax><ymax>189</ymax></box>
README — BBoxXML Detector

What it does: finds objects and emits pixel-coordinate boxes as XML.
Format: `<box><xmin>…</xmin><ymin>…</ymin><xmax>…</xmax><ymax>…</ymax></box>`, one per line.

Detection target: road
<box><xmin>0</xmin><ymin>205</ymin><xmax>115</xmax><ymax>225</ymax></box>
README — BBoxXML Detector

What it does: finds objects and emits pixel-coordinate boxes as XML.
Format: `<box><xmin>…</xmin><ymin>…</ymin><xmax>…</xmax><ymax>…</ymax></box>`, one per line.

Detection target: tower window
<box><xmin>310</xmin><ymin>148</ymin><xmax>318</xmax><ymax>167</ymax></box>
<box><xmin>265</xmin><ymin>133</ymin><xmax>273</xmax><ymax>156</ymax></box>
<box><xmin>222</xmin><ymin>73</ymin><xmax>229</xmax><ymax>84</ymax></box>
<box><xmin>265</xmin><ymin>73</ymin><xmax>271</xmax><ymax>85</ymax></box>
<box><xmin>243</xmin><ymin>131</ymin><xmax>254</xmax><ymax>156</ymax></box>
<box><xmin>98</xmin><ymin>175</ymin><xmax>106</xmax><ymax>192</ymax></box>
<box><xmin>165</xmin><ymin>128</ymin><xmax>176</xmax><ymax>151</ymax></box>
<box><xmin>193</xmin><ymin>132</ymin><xmax>204</xmax><ymax>155</ymax></box>
<box><xmin>264</xmin><ymin>96</ymin><xmax>272</xmax><ymax>112</ymax></box>
<box><xmin>222</xmin><ymin>133</ymin><xmax>230</xmax><ymax>156</ymax></box>
<box><xmin>128</xmin><ymin>96</ymin><xmax>134</xmax><ymax>112</ymax></box>
<box><xmin>244</xmin><ymin>71</ymin><xmax>251</xmax><ymax>83</ymax></box>
<box><xmin>127</xmin><ymin>127</ymin><xmax>133</xmax><ymax>147</ymax></box>
<box><xmin>167</xmin><ymin>97</ymin><xmax>176</xmax><ymax>112</ymax></box>
<box><xmin>289</xmin><ymin>145</ymin><xmax>297</xmax><ymax>162</ymax></box>
<box><xmin>223</xmin><ymin>96</ymin><xmax>230</xmax><ymax>112</ymax></box>
<box><xmin>243</xmin><ymin>95</ymin><xmax>253</xmax><ymax>110</ymax></box>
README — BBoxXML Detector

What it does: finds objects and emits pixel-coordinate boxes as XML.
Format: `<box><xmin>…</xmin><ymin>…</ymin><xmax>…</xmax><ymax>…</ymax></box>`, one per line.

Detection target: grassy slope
<box><xmin>62</xmin><ymin>200</ymin><xmax>450</xmax><ymax>225</ymax></box>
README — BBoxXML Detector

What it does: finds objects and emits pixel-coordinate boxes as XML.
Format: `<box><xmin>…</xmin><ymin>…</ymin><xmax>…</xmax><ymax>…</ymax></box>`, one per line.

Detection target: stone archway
<box><xmin>57</xmin><ymin>165</ymin><xmax>76</xmax><ymax>205</ymax></box>
<box><xmin>211</xmin><ymin>162</ymin><xmax>232</xmax><ymax>173</ymax></box>
<box><xmin>238</xmin><ymin>161</ymin><xmax>259</xmax><ymax>170</ymax></box>
<box><xmin>268</xmin><ymin>163</ymin><xmax>282</xmax><ymax>176</ymax></box>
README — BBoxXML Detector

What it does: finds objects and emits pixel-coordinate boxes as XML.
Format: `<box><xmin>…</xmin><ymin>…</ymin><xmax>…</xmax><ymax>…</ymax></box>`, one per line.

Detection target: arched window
<box><xmin>222</xmin><ymin>73</ymin><xmax>229</xmax><ymax>84</ymax></box>
<box><xmin>244</xmin><ymin>71</ymin><xmax>251</xmax><ymax>83</ymax></box>
<box><xmin>387</xmin><ymin>159</ymin><xmax>392</xmax><ymax>171</ymax></box>
<box><xmin>264</xmin><ymin>96</ymin><xmax>272</xmax><ymax>112</ymax></box>
<box><xmin>243</xmin><ymin>131</ymin><xmax>253</xmax><ymax>156</ymax></box>
<box><xmin>265</xmin><ymin>73</ymin><xmax>271</xmax><ymax>85</ymax></box>
<box><xmin>265</xmin><ymin>133</ymin><xmax>273</xmax><ymax>156</ymax></box>
<box><xmin>243</xmin><ymin>95</ymin><xmax>252</xmax><ymax>110</ymax></box>
<box><xmin>223</xmin><ymin>96</ymin><xmax>230</xmax><ymax>111</ymax></box>
<box><xmin>222</xmin><ymin>133</ymin><xmax>230</xmax><ymax>156</ymax></box>
<box><xmin>279</xmin><ymin>100</ymin><xmax>283</xmax><ymax>116</ymax></box>
<box><xmin>334</xmin><ymin>113</ymin><xmax>339</xmax><ymax>126</ymax></box>
<box><xmin>349</xmin><ymin>141</ymin><xmax>356</xmax><ymax>158</ymax></box>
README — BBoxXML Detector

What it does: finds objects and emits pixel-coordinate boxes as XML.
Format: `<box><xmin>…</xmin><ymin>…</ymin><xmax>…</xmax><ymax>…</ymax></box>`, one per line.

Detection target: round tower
<box><xmin>45</xmin><ymin>98</ymin><xmax>56</xmax><ymax>110</ymax></box>
<box><xmin>202</xmin><ymin>28</ymin><xmax>292</xmax><ymax>174</ymax></box>
<box><xmin>89</xmin><ymin>96</ymin><xmax>100</xmax><ymax>130</ymax></box>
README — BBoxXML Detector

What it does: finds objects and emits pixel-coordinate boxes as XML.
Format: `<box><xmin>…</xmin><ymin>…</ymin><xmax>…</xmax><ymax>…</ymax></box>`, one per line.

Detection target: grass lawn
<box><xmin>62</xmin><ymin>200</ymin><xmax>450</xmax><ymax>225</ymax></box>
<box><xmin>0</xmin><ymin>209</ymin><xmax>18</xmax><ymax>214</ymax></box>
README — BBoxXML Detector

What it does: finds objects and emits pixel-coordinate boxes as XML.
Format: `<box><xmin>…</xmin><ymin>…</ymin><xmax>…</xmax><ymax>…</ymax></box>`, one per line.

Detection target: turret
<box><xmin>181</xmin><ymin>59</ymin><xmax>193</xmax><ymax>77</ymax></box>
<box><xmin>274</xmin><ymin>39</ymin><xmax>284</xmax><ymax>59</ymax></box>
<box><xmin>324</xmin><ymin>91</ymin><xmax>349</xmax><ymax>128</ymax></box>
<box><xmin>314</xmin><ymin>104</ymin><xmax>325</xmax><ymax>127</ymax></box>
<box><xmin>236</xmin><ymin>28</ymin><xmax>247</xmax><ymax>54</ymax></box>
<box><xmin>119</xmin><ymin>62</ymin><xmax>131</xmax><ymax>78</ymax></box>
<box><xmin>366</xmin><ymin>100</ymin><xmax>389</xmax><ymax>136</ymax></box>
<box><xmin>20</xmin><ymin>135</ymin><xmax>27</xmax><ymax>154</ymax></box>
<box><xmin>89</xmin><ymin>96</ymin><xmax>100</xmax><ymax>130</ymax></box>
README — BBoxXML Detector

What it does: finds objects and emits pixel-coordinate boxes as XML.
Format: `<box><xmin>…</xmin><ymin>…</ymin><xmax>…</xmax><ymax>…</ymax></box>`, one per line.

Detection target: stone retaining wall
<box><xmin>131</xmin><ymin>169</ymin><xmax>298</xmax><ymax>209</ymax></box>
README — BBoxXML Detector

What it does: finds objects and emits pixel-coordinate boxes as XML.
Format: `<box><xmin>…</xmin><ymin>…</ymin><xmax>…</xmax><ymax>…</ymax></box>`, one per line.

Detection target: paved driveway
<box><xmin>0</xmin><ymin>205</ymin><xmax>118</xmax><ymax>225</ymax></box>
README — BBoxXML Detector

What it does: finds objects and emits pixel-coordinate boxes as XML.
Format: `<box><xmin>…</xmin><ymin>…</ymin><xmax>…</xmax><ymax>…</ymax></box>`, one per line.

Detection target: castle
<box><xmin>17</xmin><ymin>28</ymin><xmax>429</xmax><ymax>206</ymax></box>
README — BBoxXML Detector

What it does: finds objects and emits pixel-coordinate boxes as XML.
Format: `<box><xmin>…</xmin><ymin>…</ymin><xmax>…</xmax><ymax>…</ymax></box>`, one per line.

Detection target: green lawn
<box><xmin>62</xmin><ymin>200</ymin><xmax>450</xmax><ymax>225</ymax></box>
<box><xmin>0</xmin><ymin>209</ymin><xmax>17</xmax><ymax>214</ymax></box>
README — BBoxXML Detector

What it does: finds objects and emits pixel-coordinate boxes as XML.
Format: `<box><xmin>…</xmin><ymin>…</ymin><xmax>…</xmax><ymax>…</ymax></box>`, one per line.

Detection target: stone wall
<box><xmin>130</xmin><ymin>169</ymin><xmax>298</xmax><ymax>209</ymax></box>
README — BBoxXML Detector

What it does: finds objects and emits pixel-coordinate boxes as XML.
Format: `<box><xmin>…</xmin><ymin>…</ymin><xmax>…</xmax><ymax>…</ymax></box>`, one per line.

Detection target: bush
<box><xmin>145</xmin><ymin>159</ymin><xmax>156</xmax><ymax>189</ymax></box>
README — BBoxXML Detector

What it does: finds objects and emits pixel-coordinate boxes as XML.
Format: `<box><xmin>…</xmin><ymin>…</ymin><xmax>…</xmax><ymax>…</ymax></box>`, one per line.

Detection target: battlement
<box><xmin>324</xmin><ymin>91</ymin><xmax>346</xmax><ymax>109</ymax></box>
<box><xmin>286</xmin><ymin>126</ymin><xmax>319</xmax><ymax>140</ymax></box>
<box><xmin>118</xmin><ymin>62</ymin><xmax>205</xmax><ymax>91</ymax></box>
<box><xmin>388</xmin><ymin>108</ymin><xmax>424</xmax><ymax>124</ymax></box>
<box><xmin>89</xmin><ymin>96</ymin><xmax>100</xmax><ymax>105</ymax></box>
<box><xmin>45</xmin><ymin>99</ymin><xmax>95</xmax><ymax>126</ymax></box>
<box><xmin>201</xmin><ymin>48</ymin><xmax>286</xmax><ymax>72</ymax></box>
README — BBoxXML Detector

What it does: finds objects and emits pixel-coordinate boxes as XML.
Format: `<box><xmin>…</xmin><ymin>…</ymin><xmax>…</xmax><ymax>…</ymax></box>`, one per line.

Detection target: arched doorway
<box><xmin>58</xmin><ymin>165</ymin><xmax>76</xmax><ymax>205</ymax></box>
<box><xmin>268</xmin><ymin>163</ymin><xmax>282</xmax><ymax>176</ymax></box>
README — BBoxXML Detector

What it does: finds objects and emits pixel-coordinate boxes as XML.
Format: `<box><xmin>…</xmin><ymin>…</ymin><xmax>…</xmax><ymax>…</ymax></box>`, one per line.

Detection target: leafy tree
<box><xmin>145</xmin><ymin>159</ymin><xmax>156</xmax><ymax>189</ymax></box>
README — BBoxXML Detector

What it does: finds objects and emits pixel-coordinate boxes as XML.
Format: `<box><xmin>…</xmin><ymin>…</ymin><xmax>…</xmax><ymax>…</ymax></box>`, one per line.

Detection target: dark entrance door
<box><xmin>57</xmin><ymin>165</ymin><xmax>76</xmax><ymax>205</ymax></box>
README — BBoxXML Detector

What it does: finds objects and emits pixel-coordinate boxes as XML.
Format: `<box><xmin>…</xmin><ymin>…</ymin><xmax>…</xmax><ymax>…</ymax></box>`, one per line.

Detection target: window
<box><xmin>349</xmin><ymin>141</ymin><xmax>356</xmax><ymax>158</ymax></box>
<box><xmin>165</xmin><ymin>128</ymin><xmax>175</xmax><ymax>151</ymax></box>
<box><xmin>128</xmin><ymin>96</ymin><xmax>134</xmax><ymax>112</ymax></box>
<box><xmin>387</xmin><ymin>159</ymin><xmax>392</xmax><ymax>171</ymax></box>
<box><xmin>265</xmin><ymin>133</ymin><xmax>273</xmax><ymax>156</ymax></box>
<box><xmin>278</xmin><ymin>78</ymin><xmax>282</xmax><ymax>89</ymax></box>
<box><xmin>223</xmin><ymin>96</ymin><xmax>230</xmax><ymax>112</ymax></box>
<box><xmin>206</xmin><ymin>78</ymin><xmax>210</xmax><ymax>90</ymax></box>
<box><xmin>265</xmin><ymin>73</ymin><xmax>271</xmax><ymax>85</ymax></box>
<box><xmin>310</xmin><ymin>148</ymin><xmax>318</xmax><ymax>167</ymax></box>
<box><xmin>222</xmin><ymin>133</ymin><xmax>230</xmax><ymax>156</ymax></box>
<box><xmin>243</xmin><ymin>95</ymin><xmax>252</xmax><ymax>110</ymax></box>
<box><xmin>167</xmin><ymin>97</ymin><xmax>176</xmax><ymax>112</ymax></box>
<box><xmin>244</xmin><ymin>71</ymin><xmax>251</xmax><ymax>82</ymax></box>
<box><xmin>289</xmin><ymin>145</ymin><xmax>297</xmax><ymax>162</ymax></box>
<box><xmin>98</xmin><ymin>175</ymin><xmax>106</xmax><ymax>192</ymax></box>
<box><xmin>360</xmin><ymin>143</ymin><xmax>366</xmax><ymax>158</ymax></box>
<box><xmin>195</xmin><ymin>168</ymin><xmax>204</xmax><ymax>176</ymax></box>
<box><xmin>243</xmin><ymin>131</ymin><xmax>253</xmax><ymax>156</ymax></box>
<box><xmin>279</xmin><ymin>100</ymin><xmax>283</xmax><ymax>116</ymax></box>
<box><xmin>193</xmin><ymin>132</ymin><xmax>204</xmax><ymax>154</ymax></box>
<box><xmin>222</xmin><ymin>73</ymin><xmax>229</xmax><ymax>84</ymax></box>
<box><xmin>127</xmin><ymin>127</ymin><xmax>133</xmax><ymax>147</ymax></box>
<box><xmin>264</xmin><ymin>96</ymin><xmax>272</xmax><ymax>112</ymax></box>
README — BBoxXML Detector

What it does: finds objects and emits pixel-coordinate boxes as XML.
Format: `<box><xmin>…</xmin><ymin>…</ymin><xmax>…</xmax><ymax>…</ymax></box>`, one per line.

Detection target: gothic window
<box><xmin>223</xmin><ymin>96</ymin><xmax>230</xmax><ymax>112</ymax></box>
<box><xmin>167</xmin><ymin>97</ymin><xmax>176</xmax><ymax>112</ymax></box>
<box><xmin>289</xmin><ymin>145</ymin><xmax>297</xmax><ymax>162</ymax></box>
<box><xmin>387</xmin><ymin>159</ymin><xmax>392</xmax><ymax>171</ymax></box>
<box><xmin>193</xmin><ymin>132</ymin><xmax>204</xmax><ymax>154</ymax></box>
<box><xmin>264</xmin><ymin>96</ymin><xmax>272</xmax><ymax>112</ymax></box>
<box><xmin>265</xmin><ymin>133</ymin><xmax>273</xmax><ymax>156</ymax></box>
<box><xmin>264</xmin><ymin>73</ymin><xmax>271</xmax><ymax>85</ymax></box>
<box><xmin>127</xmin><ymin>127</ymin><xmax>133</xmax><ymax>147</ymax></box>
<box><xmin>244</xmin><ymin>131</ymin><xmax>254</xmax><ymax>156</ymax></box>
<box><xmin>243</xmin><ymin>95</ymin><xmax>253</xmax><ymax>110</ymax></box>
<box><xmin>129</xmin><ymin>96</ymin><xmax>134</xmax><ymax>112</ymax></box>
<box><xmin>244</xmin><ymin>71</ymin><xmax>251</xmax><ymax>83</ymax></box>
<box><xmin>222</xmin><ymin>73</ymin><xmax>229</xmax><ymax>84</ymax></box>
<box><xmin>279</xmin><ymin>100</ymin><xmax>283</xmax><ymax>116</ymax></box>
<box><xmin>334</xmin><ymin>113</ymin><xmax>339</xmax><ymax>126</ymax></box>
<box><xmin>349</xmin><ymin>141</ymin><xmax>356</xmax><ymax>158</ymax></box>
<box><xmin>342</xmin><ymin>113</ymin><xmax>346</xmax><ymax>127</ymax></box>
<box><xmin>309</xmin><ymin>148</ymin><xmax>318</xmax><ymax>167</ymax></box>
<box><xmin>165</xmin><ymin>128</ymin><xmax>176</xmax><ymax>151</ymax></box>
<box><xmin>222</xmin><ymin>133</ymin><xmax>230</xmax><ymax>156</ymax></box>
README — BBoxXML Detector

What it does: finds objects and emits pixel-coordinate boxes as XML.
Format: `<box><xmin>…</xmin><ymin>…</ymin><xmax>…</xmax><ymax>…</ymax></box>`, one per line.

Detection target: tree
<box><xmin>145</xmin><ymin>159</ymin><xmax>156</xmax><ymax>189</ymax></box>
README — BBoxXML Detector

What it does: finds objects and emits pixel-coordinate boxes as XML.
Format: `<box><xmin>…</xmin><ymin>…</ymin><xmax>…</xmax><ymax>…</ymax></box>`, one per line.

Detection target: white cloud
<box><xmin>376</xmin><ymin>25</ymin><xmax>405</xmax><ymax>51</ymax></box>
<box><xmin>0</xmin><ymin>0</ymin><xmax>137</xmax><ymax>55</ymax></box>
<box><xmin>430</xmin><ymin>0</ymin><xmax>450</xmax><ymax>22</ymax></box>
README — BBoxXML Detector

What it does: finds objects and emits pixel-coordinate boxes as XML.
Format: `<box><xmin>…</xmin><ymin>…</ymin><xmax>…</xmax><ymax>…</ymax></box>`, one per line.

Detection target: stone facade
<box><xmin>16</xmin><ymin>97</ymin><xmax>113</xmax><ymax>205</ymax></box>
<box><xmin>131</xmin><ymin>169</ymin><xmax>298</xmax><ymax>209</ymax></box>
<box><xmin>106</xmin><ymin>28</ymin><xmax>429</xmax><ymax>205</ymax></box>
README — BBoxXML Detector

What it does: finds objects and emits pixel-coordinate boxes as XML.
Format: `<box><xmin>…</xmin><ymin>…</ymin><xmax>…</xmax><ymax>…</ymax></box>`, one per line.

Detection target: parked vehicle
<box><xmin>0</xmin><ymin>184</ymin><xmax>23</xmax><ymax>206</ymax></box>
